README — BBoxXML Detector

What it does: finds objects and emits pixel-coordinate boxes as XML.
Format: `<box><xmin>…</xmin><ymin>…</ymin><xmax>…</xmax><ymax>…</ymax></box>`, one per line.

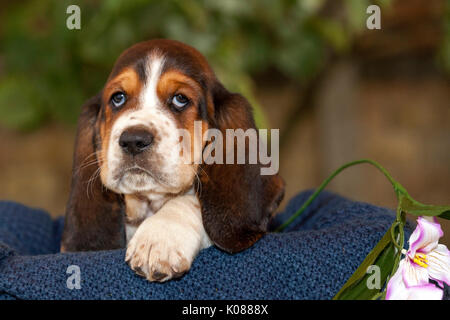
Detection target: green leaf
<box><xmin>399</xmin><ymin>194</ymin><xmax>450</xmax><ymax>220</ymax></box>
<box><xmin>440</xmin><ymin>211</ymin><xmax>450</xmax><ymax>220</ymax></box>
<box><xmin>333</xmin><ymin>226</ymin><xmax>396</xmax><ymax>299</ymax></box>
<box><xmin>336</xmin><ymin>242</ymin><xmax>396</xmax><ymax>300</ymax></box>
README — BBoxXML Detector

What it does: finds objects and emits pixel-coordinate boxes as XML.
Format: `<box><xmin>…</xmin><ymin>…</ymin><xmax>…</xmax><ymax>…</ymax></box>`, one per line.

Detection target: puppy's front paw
<box><xmin>125</xmin><ymin>215</ymin><xmax>198</xmax><ymax>282</ymax></box>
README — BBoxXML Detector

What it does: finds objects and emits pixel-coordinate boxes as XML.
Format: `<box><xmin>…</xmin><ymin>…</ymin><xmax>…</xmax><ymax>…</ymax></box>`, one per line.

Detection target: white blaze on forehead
<box><xmin>140</xmin><ymin>53</ymin><xmax>166</xmax><ymax>110</ymax></box>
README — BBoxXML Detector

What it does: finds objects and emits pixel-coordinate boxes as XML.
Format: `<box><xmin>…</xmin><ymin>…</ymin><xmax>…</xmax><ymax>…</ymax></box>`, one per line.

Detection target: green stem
<box><xmin>389</xmin><ymin>210</ymin><xmax>406</xmax><ymax>281</ymax></box>
<box><xmin>371</xmin><ymin>291</ymin><xmax>384</xmax><ymax>300</ymax></box>
<box><xmin>390</xmin><ymin>221</ymin><xmax>403</xmax><ymax>251</ymax></box>
<box><xmin>275</xmin><ymin>159</ymin><xmax>400</xmax><ymax>232</ymax></box>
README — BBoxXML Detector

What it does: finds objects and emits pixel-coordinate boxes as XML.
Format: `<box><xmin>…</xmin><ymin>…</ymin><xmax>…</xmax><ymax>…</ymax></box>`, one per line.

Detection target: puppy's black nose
<box><xmin>119</xmin><ymin>128</ymin><xmax>154</xmax><ymax>155</ymax></box>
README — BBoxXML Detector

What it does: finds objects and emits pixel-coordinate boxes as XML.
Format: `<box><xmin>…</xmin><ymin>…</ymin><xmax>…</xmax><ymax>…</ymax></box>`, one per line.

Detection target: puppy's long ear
<box><xmin>61</xmin><ymin>95</ymin><xmax>126</xmax><ymax>252</ymax></box>
<box><xmin>198</xmin><ymin>83</ymin><xmax>285</xmax><ymax>253</ymax></box>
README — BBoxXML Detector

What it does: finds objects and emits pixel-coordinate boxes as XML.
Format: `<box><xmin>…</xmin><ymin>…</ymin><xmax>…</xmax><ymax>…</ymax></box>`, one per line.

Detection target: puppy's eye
<box><xmin>171</xmin><ymin>94</ymin><xmax>189</xmax><ymax>110</ymax></box>
<box><xmin>110</xmin><ymin>92</ymin><xmax>127</xmax><ymax>108</ymax></box>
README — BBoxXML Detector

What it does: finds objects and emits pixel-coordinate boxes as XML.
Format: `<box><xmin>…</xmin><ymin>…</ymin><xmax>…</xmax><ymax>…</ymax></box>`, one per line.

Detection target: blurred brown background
<box><xmin>0</xmin><ymin>0</ymin><xmax>449</xmax><ymax>244</ymax></box>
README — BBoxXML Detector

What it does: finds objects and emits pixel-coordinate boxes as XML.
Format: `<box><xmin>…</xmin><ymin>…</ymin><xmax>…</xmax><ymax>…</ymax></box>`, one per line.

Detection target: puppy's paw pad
<box><xmin>151</xmin><ymin>271</ymin><xmax>168</xmax><ymax>281</ymax></box>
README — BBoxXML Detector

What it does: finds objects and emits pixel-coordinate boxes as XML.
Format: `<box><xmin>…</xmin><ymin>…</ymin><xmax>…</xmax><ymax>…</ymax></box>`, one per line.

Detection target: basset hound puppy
<box><xmin>61</xmin><ymin>39</ymin><xmax>285</xmax><ymax>282</ymax></box>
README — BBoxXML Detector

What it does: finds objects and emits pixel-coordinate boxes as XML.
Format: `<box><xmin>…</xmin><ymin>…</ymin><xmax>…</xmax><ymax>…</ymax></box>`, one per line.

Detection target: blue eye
<box><xmin>110</xmin><ymin>92</ymin><xmax>127</xmax><ymax>108</ymax></box>
<box><xmin>171</xmin><ymin>94</ymin><xmax>189</xmax><ymax>110</ymax></box>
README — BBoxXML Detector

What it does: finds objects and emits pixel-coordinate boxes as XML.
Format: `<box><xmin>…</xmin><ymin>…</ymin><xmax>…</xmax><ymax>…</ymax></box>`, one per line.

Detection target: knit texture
<box><xmin>0</xmin><ymin>190</ymin><xmax>422</xmax><ymax>300</ymax></box>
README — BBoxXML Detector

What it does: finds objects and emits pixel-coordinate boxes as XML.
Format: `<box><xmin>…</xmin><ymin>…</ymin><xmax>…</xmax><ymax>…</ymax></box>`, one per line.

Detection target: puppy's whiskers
<box><xmin>190</xmin><ymin>166</ymin><xmax>203</xmax><ymax>197</ymax></box>
<box><xmin>86</xmin><ymin>166</ymin><xmax>102</xmax><ymax>200</ymax></box>
<box><xmin>76</xmin><ymin>151</ymin><xmax>105</xmax><ymax>175</ymax></box>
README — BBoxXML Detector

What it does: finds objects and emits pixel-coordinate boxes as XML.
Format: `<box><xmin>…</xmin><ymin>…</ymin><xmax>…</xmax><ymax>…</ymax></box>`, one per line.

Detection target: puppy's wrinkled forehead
<box><xmin>108</xmin><ymin>39</ymin><xmax>214</xmax><ymax>89</ymax></box>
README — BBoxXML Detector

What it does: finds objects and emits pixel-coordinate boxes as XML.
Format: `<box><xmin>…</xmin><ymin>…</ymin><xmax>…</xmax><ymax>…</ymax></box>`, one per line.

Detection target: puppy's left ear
<box><xmin>198</xmin><ymin>82</ymin><xmax>285</xmax><ymax>253</ymax></box>
<box><xmin>61</xmin><ymin>94</ymin><xmax>126</xmax><ymax>252</ymax></box>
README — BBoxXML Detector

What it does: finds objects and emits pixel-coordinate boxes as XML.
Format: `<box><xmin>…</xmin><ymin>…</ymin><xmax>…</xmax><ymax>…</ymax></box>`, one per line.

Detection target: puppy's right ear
<box><xmin>61</xmin><ymin>94</ymin><xmax>126</xmax><ymax>252</ymax></box>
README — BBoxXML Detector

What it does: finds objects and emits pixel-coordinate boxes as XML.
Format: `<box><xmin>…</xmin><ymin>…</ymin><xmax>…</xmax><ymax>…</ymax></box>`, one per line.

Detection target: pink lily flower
<box><xmin>386</xmin><ymin>216</ymin><xmax>450</xmax><ymax>300</ymax></box>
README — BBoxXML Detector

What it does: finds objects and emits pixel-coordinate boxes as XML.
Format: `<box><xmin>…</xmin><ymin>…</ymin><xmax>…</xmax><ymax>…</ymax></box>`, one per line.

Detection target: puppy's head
<box><xmin>97</xmin><ymin>40</ymin><xmax>216</xmax><ymax>195</ymax></box>
<box><xmin>63</xmin><ymin>39</ymin><xmax>284</xmax><ymax>253</ymax></box>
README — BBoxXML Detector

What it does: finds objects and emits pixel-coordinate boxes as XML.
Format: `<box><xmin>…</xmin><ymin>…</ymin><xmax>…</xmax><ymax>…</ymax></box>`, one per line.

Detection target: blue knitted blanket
<box><xmin>0</xmin><ymin>190</ymin><xmax>415</xmax><ymax>300</ymax></box>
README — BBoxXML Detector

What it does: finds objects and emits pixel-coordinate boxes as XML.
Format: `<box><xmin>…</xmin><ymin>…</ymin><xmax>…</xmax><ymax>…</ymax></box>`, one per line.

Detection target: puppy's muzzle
<box><xmin>119</xmin><ymin>127</ymin><xmax>154</xmax><ymax>156</ymax></box>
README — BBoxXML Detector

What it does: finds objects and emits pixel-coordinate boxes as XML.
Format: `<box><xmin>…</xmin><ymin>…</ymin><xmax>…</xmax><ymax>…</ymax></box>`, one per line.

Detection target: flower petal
<box><xmin>408</xmin><ymin>216</ymin><xmax>443</xmax><ymax>258</ymax></box>
<box><xmin>402</xmin><ymin>258</ymin><xmax>429</xmax><ymax>287</ymax></box>
<box><xmin>427</xmin><ymin>244</ymin><xmax>450</xmax><ymax>286</ymax></box>
<box><xmin>405</xmin><ymin>284</ymin><xmax>443</xmax><ymax>300</ymax></box>
<box><xmin>386</xmin><ymin>261</ymin><xmax>409</xmax><ymax>300</ymax></box>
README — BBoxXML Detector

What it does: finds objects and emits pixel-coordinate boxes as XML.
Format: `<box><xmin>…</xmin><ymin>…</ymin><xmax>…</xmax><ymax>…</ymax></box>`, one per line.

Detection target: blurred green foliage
<box><xmin>0</xmin><ymin>0</ymin><xmax>423</xmax><ymax>131</ymax></box>
<box><xmin>440</xmin><ymin>0</ymin><xmax>450</xmax><ymax>73</ymax></box>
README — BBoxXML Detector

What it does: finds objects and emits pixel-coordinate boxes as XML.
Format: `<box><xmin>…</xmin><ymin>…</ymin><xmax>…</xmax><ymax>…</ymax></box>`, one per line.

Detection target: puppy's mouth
<box><xmin>112</xmin><ymin>165</ymin><xmax>167</xmax><ymax>193</ymax></box>
<box><xmin>124</xmin><ymin>166</ymin><xmax>150</xmax><ymax>176</ymax></box>
<box><xmin>118</xmin><ymin>165</ymin><xmax>154</xmax><ymax>182</ymax></box>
